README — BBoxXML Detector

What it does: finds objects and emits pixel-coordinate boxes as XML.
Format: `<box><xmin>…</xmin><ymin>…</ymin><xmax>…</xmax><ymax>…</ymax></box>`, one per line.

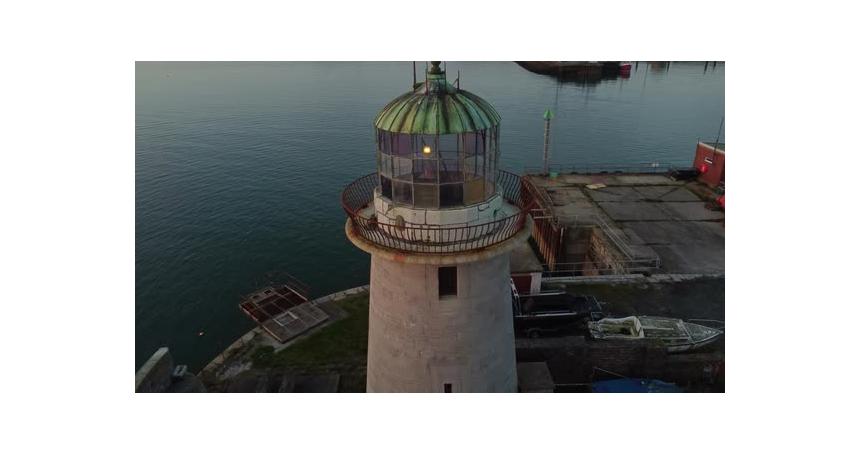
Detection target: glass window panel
<box><xmin>439</xmin><ymin>184</ymin><xmax>463</xmax><ymax>208</ymax></box>
<box><xmin>464</xmin><ymin>179</ymin><xmax>485</xmax><ymax>205</ymax></box>
<box><xmin>379</xmin><ymin>153</ymin><xmax>393</xmax><ymax>177</ymax></box>
<box><xmin>413</xmin><ymin>184</ymin><xmax>438</xmax><ymax>208</ymax></box>
<box><xmin>485</xmin><ymin>144</ymin><xmax>495</xmax><ymax>176</ymax></box>
<box><xmin>438</xmin><ymin>134</ymin><xmax>458</xmax><ymax>154</ymax></box>
<box><xmin>393</xmin><ymin>156</ymin><xmax>412</xmax><ymax>181</ymax></box>
<box><xmin>392</xmin><ymin>134</ymin><xmax>412</xmax><ymax>157</ymax></box>
<box><xmin>465</xmin><ymin>154</ymin><xmax>484</xmax><ymax>179</ymax></box>
<box><xmin>439</xmin><ymin>148</ymin><xmax>459</xmax><ymax>160</ymax></box>
<box><xmin>380</xmin><ymin>175</ymin><xmax>392</xmax><ymax>199</ymax></box>
<box><xmin>439</xmin><ymin>159</ymin><xmax>463</xmax><ymax>183</ymax></box>
<box><xmin>484</xmin><ymin>179</ymin><xmax>496</xmax><ymax>199</ymax></box>
<box><xmin>462</xmin><ymin>132</ymin><xmax>478</xmax><ymax>156</ymax></box>
<box><xmin>393</xmin><ymin>180</ymin><xmax>412</xmax><ymax>205</ymax></box>
<box><xmin>415</xmin><ymin>134</ymin><xmax>438</xmax><ymax>158</ymax></box>
<box><xmin>413</xmin><ymin>159</ymin><xmax>437</xmax><ymax>183</ymax></box>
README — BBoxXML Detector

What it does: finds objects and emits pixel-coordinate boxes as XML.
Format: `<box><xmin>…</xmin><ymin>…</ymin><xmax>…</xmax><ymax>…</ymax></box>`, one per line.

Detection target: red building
<box><xmin>693</xmin><ymin>141</ymin><xmax>725</xmax><ymax>187</ymax></box>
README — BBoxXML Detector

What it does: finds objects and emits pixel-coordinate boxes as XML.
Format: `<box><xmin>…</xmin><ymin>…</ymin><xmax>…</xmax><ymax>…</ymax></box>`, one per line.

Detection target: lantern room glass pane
<box><xmin>463</xmin><ymin>179</ymin><xmax>484</xmax><ymax>205</ymax></box>
<box><xmin>413</xmin><ymin>134</ymin><xmax>438</xmax><ymax>158</ymax></box>
<box><xmin>465</xmin><ymin>154</ymin><xmax>484</xmax><ymax>179</ymax></box>
<box><xmin>413</xmin><ymin>159</ymin><xmax>437</xmax><ymax>183</ymax></box>
<box><xmin>438</xmin><ymin>134</ymin><xmax>458</xmax><ymax>154</ymax></box>
<box><xmin>413</xmin><ymin>184</ymin><xmax>438</xmax><ymax>208</ymax></box>
<box><xmin>392</xmin><ymin>134</ymin><xmax>412</xmax><ymax>157</ymax></box>
<box><xmin>393</xmin><ymin>180</ymin><xmax>412</xmax><ymax>204</ymax></box>
<box><xmin>377</xmin><ymin>130</ymin><xmax>388</xmax><ymax>154</ymax></box>
<box><xmin>462</xmin><ymin>132</ymin><xmax>481</xmax><ymax>156</ymax></box>
<box><xmin>380</xmin><ymin>175</ymin><xmax>392</xmax><ymax>199</ymax></box>
<box><xmin>379</xmin><ymin>153</ymin><xmax>393</xmax><ymax>177</ymax></box>
<box><xmin>393</xmin><ymin>156</ymin><xmax>412</xmax><ymax>181</ymax></box>
<box><xmin>439</xmin><ymin>159</ymin><xmax>463</xmax><ymax>183</ymax></box>
<box><xmin>439</xmin><ymin>183</ymin><xmax>464</xmax><ymax>208</ymax></box>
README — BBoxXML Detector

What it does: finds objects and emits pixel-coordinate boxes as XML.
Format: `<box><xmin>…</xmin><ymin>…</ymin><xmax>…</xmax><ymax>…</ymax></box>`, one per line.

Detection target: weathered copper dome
<box><xmin>374</xmin><ymin>62</ymin><xmax>501</xmax><ymax>135</ymax></box>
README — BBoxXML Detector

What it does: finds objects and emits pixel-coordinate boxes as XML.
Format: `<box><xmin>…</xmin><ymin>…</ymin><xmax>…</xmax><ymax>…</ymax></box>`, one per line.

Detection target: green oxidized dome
<box><xmin>374</xmin><ymin>62</ymin><xmax>501</xmax><ymax>135</ymax></box>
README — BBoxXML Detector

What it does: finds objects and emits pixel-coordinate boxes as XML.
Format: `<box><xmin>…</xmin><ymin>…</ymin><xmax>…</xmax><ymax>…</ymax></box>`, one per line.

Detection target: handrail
<box><xmin>342</xmin><ymin>170</ymin><xmax>535</xmax><ymax>254</ymax></box>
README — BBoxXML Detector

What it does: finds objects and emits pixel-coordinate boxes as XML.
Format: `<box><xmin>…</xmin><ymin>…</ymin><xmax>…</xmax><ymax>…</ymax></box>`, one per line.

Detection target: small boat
<box><xmin>588</xmin><ymin>316</ymin><xmax>723</xmax><ymax>353</ymax></box>
<box><xmin>592</xmin><ymin>378</ymin><xmax>681</xmax><ymax>393</ymax></box>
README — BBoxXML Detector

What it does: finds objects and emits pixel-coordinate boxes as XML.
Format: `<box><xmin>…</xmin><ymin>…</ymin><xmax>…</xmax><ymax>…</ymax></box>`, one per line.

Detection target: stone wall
<box><xmin>367</xmin><ymin>252</ymin><xmax>517</xmax><ymax>392</ymax></box>
<box><xmin>587</xmin><ymin>228</ymin><xmax>629</xmax><ymax>275</ymax></box>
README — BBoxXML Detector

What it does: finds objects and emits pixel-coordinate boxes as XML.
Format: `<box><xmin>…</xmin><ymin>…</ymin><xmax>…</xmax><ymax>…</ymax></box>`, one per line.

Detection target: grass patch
<box><xmin>250</xmin><ymin>345</ymin><xmax>276</xmax><ymax>368</ymax></box>
<box><xmin>265</xmin><ymin>292</ymin><xmax>370</xmax><ymax>372</ymax></box>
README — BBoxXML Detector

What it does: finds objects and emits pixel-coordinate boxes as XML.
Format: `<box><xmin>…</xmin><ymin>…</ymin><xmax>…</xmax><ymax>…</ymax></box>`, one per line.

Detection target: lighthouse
<box><xmin>342</xmin><ymin>62</ymin><xmax>533</xmax><ymax>392</ymax></box>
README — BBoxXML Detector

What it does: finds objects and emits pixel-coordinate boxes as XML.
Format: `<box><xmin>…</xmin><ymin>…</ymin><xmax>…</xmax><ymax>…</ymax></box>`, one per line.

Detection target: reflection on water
<box><xmin>135</xmin><ymin>61</ymin><xmax>724</xmax><ymax>370</ymax></box>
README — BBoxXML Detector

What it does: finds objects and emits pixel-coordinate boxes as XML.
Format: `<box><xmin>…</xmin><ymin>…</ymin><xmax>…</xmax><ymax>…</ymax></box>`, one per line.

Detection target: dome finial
<box><xmin>429</xmin><ymin>61</ymin><xmax>443</xmax><ymax>74</ymax></box>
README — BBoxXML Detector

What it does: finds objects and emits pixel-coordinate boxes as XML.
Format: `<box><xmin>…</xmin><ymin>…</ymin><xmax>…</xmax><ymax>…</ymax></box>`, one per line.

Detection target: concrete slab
<box><xmin>622</xmin><ymin>221</ymin><xmax>724</xmax><ymax>246</ymax></box>
<box><xmin>634</xmin><ymin>186</ymin><xmax>702</xmax><ymax>202</ymax></box>
<box><xmin>525</xmin><ymin>172</ymin><xmax>724</xmax><ymax>276</ymax></box>
<box><xmin>585</xmin><ymin>186</ymin><xmax>641</xmax><ymax>202</ymax></box>
<box><xmin>620</xmin><ymin>221</ymin><xmax>724</xmax><ymax>274</ymax></box>
<box><xmin>660</xmin><ymin>202</ymin><xmax>724</xmax><ymax>221</ymax></box>
<box><xmin>557</xmin><ymin>174</ymin><xmax>611</xmax><ymax>185</ymax></box>
<box><xmin>597</xmin><ymin>201</ymin><xmax>669</xmax><ymax>221</ymax></box>
<box><xmin>554</xmin><ymin>202</ymin><xmax>602</xmax><ymax>226</ymax></box>
<box><xmin>651</xmin><ymin>244</ymin><xmax>724</xmax><ymax>274</ymax></box>
<box><xmin>613</xmin><ymin>175</ymin><xmax>678</xmax><ymax>185</ymax></box>
<box><xmin>545</xmin><ymin>186</ymin><xmax>589</xmax><ymax>203</ymax></box>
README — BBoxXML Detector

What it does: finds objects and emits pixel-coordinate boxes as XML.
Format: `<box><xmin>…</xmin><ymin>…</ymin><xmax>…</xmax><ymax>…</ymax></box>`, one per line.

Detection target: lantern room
<box><xmin>373</xmin><ymin>62</ymin><xmax>501</xmax><ymax>211</ymax></box>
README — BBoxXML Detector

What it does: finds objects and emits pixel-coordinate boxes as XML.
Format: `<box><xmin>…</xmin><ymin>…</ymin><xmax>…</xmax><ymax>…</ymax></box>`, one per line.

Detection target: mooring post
<box><xmin>543</xmin><ymin>108</ymin><xmax>554</xmax><ymax>175</ymax></box>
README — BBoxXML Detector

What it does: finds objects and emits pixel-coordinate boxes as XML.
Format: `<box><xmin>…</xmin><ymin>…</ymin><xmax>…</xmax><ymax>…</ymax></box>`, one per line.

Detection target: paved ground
<box><xmin>528</xmin><ymin>173</ymin><xmax>724</xmax><ymax>275</ymax></box>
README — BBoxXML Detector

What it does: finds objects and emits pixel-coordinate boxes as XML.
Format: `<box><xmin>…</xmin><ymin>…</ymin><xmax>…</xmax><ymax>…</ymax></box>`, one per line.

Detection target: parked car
<box><xmin>511</xmin><ymin>280</ymin><xmax>604</xmax><ymax>338</ymax></box>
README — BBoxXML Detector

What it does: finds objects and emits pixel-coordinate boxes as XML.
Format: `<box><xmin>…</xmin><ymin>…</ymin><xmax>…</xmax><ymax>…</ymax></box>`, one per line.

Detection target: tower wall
<box><xmin>366</xmin><ymin>251</ymin><xmax>517</xmax><ymax>392</ymax></box>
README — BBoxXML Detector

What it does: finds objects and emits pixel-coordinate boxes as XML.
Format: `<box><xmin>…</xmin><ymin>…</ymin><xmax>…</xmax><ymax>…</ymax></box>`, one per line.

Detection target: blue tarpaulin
<box><xmin>591</xmin><ymin>378</ymin><xmax>682</xmax><ymax>393</ymax></box>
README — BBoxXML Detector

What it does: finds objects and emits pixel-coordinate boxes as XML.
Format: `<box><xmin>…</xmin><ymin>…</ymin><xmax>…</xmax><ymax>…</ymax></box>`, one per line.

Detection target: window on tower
<box><xmin>438</xmin><ymin>266</ymin><xmax>457</xmax><ymax>298</ymax></box>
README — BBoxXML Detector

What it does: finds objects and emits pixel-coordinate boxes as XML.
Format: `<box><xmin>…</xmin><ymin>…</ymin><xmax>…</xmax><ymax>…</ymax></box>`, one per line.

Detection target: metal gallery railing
<box><xmin>342</xmin><ymin>170</ymin><xmax>536</xmax><ymax>254</ymax></box>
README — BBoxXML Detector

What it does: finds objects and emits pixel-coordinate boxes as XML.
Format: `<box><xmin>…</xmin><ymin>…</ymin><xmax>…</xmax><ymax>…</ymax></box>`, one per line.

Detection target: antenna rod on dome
<box><xmin>412</xmin><ymin>61</ymin><xmax>416</xmax><ymax>86</ymax></box>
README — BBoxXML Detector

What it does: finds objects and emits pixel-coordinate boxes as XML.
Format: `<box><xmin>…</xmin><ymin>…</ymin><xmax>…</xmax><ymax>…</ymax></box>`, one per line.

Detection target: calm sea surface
<box><xmin>135</xmin><ymin>61</ymin><xmax>724</xmax><ymax>370</ymax></box>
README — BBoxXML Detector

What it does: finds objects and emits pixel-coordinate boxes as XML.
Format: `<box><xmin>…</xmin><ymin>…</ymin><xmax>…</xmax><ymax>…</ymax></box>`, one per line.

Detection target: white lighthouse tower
<box><xmin>342</xmin><ymin>62</ymin><xmax>533</xmax><ymax>392</ymax></box>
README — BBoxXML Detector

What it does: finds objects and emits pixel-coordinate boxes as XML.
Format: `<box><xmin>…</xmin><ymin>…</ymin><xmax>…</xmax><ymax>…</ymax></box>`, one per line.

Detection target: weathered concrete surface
<box><xmin>135</xmin><ymin>347</ymin><xmax>173</xmax><ymax>393</ymax></box>
<box><xmin>633</xmin><ymin>186</ymin><xmax>701</xmax><ymax>202</ymax></box>
<box><xmin>367</xmin><ymin>252</ymin><xmax>517</xmax><ymax>392</ymax></box>
<box><xmin>527</xmin><ymin>173</ymin><xmax>725</xmax><ymax>275</ymax></box>
<box><xmin>625</xmin><ymin>221</ymin><xmax>724</xmax><ymax>274</ymax></box>
<box><xmin>135</xmin><ymin>347</ymin><xmax>206</xmax><ymax>393</ymax></box>
<box><xmin>597</xmin><ymin>201</ymin><xmax>669</xmax><ymax>221</ymax></box>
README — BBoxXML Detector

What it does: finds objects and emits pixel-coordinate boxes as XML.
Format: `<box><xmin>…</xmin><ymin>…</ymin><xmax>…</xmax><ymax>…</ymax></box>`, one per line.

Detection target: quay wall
<box><xmin>135</xmin><ymin>347</ymin><xmax>173</xmax><ymax>392</ymax></box>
